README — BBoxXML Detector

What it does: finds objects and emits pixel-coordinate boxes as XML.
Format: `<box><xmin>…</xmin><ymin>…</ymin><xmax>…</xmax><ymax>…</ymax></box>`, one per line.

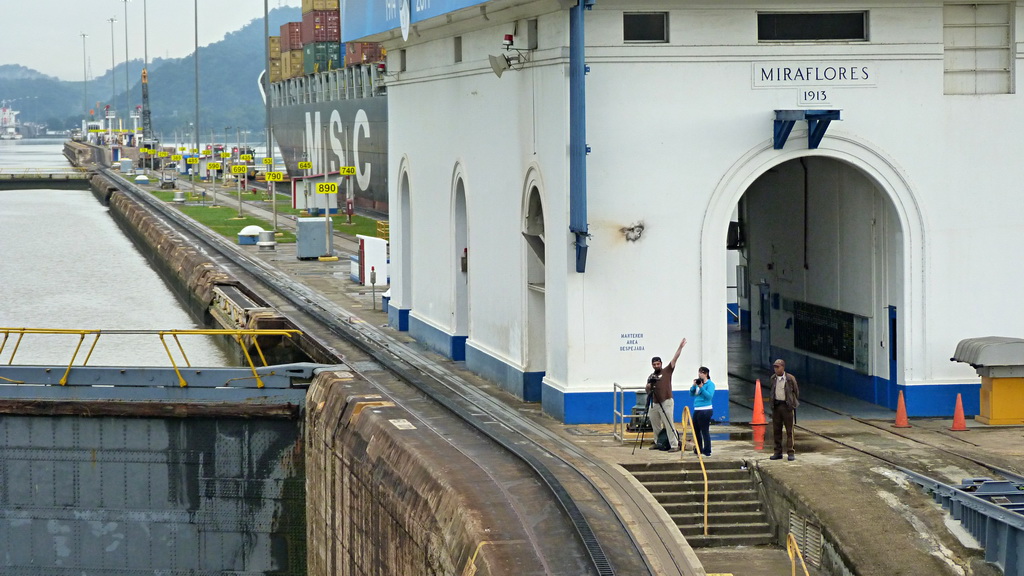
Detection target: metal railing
<box><xmin>678</xmin><ymin>406</ymin><xmax>710</xmax><ymax>535</ymax></box>
<box><xmin>613</xmin><ymin>384</ymin><xmax>711</xmax><ymax>535</ymax></box>
<box><xmin>0</xmin><ymin>167</ymin><xmax>91</xmax><ymax>179</ymax></box>
<box><xmin>786</xmin><ymin>532</ymin><xmax>812</xmax><ymax>576</ymax></box>
<box><xmin>612</xmin><ymin>383</ymin><xmax>646</xmax><ymax>441</ymax></box>
<box><xmin>0</xmin><ymin>327</ymin><xmax>301</xmax><ymax>388</ymax></box>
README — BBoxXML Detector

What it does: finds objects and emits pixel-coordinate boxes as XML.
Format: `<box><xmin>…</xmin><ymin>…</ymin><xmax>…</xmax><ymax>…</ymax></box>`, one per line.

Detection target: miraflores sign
<box><xmin>753</xmin><ymin>62</ymin><xmax>876</xmax><ymax>87</ymax></box>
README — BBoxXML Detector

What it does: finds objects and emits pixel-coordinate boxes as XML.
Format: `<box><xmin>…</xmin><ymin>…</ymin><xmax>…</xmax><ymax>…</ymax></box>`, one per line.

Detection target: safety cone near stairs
<box><xmin>950</xmin><ymin>393</ymin><xmax>968</xmax><ymax>431</ymax></box>
<box><xmin>893</xmin><ymin>390</ymin><xmax>912</xmax><ymax>428</ymax></box>
<box><xmin>751</xmin><ymin>379</ymin><xmax>767</xmax><ymax>426</ymax></box>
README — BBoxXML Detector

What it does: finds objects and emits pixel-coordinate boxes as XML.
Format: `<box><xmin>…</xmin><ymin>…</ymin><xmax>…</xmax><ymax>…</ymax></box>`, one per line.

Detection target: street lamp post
<box><xmin>121</xmin><ymin>0</ymin><xmax>130</xmax><ymax>122</ymax></box>
<box><xmin>80</xmin><ymin>33</ymin><xmax>88</xmax><ymax>115</ymax></box>
<box><xmin>264</xmin><ymin>0</ymin><xmax>277</xmax><ymax>231</ymax></box>
<box><xmin>193</xmin><ymin>0</ymin><xmax>200</xmax><ymax>163</ymax></box>
<box><xmin>108</xmin><ymin>17</ymin><xmax>117</xmax><ymax>132</ymax></box>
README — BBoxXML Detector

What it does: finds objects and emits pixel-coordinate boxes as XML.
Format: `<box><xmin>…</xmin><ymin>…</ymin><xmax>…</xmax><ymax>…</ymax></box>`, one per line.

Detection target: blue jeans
<box><xmin>694</xmin><ymin>408</ymin><xmax>713</xmax><ymax>455</ymax></box>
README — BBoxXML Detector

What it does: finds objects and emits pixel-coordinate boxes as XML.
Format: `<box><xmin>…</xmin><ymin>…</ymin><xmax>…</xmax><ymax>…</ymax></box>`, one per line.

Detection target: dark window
<box><xmin>624</xmin><ymin>12</ymin><xmax>668</xmax><ymax>42</ymax></box>
<box><xmin>758</xmin><ymin>12</ymin><xmax>867</xmax><ymax>41</ymax></box>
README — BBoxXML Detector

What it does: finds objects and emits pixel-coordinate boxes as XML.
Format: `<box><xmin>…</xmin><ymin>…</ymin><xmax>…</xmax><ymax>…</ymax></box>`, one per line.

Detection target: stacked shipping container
<box><xmin>272</xmin><ymin>0</ymin><xmax>385</xmax><ymax>82</ymax></box>
<box><xmin>301</xmin><ymin>2</ymin><xmax>341</xmax><ymax>74</ymax></box>
<box><xmin>268</xmin><ymin>36</ymin><xmax>282</xmax><ymax>83</ymax></box>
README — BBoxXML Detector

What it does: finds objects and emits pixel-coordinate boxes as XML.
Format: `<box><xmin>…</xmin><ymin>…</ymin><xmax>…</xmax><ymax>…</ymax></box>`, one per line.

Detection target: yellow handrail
<box><xmin>0</xmin><ymin>327</ymin><xmax>302</xmax><ymax>388</ymax></box>
<box><xmin>678</xmin><ymin>406</ymin><xmax>710</xmax><ymax>536</ymax></box>
<box><xmin>786</xmin><ymin>533</ymin><xmax>812</xmax><ymax>576</ymax></box>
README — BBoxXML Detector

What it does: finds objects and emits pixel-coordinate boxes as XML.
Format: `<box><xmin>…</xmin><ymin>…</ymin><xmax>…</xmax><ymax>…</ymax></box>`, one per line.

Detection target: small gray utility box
<box><xmin>297</xmin><ymin>217</ymin><xmax>332</xmax><ymax>260</ymax></box>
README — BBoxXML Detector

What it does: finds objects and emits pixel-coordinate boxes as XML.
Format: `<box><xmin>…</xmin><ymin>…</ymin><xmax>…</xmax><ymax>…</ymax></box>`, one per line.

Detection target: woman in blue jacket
<box><xmin>690</xmin><ymin>367</ymin><xmax>715</xmax><ymax>457</ymax></box>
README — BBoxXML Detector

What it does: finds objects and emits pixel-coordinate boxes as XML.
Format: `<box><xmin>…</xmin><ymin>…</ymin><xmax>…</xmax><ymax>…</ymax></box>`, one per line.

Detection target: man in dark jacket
<box><xmin>768</xmin><ymin>359</ymin><xmax>800</xmax><ymax>461</ymax></box>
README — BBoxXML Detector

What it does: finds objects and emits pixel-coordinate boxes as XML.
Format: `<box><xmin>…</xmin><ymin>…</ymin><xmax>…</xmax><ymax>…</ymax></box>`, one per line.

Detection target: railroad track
<box><xmin>102</xmin><ymin>168</ymin><xmax>703</xmax><ymax>576</ymax></box>
<box><xmin>727</xmin><ymin>372</ymin><xmax>1024</xmax><ymax>485</ymax></box>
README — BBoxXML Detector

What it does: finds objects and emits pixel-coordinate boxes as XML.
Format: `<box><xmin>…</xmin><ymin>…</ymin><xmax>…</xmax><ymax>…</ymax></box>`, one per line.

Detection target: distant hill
<box><xmin>0</xmin><ymin>6</ymin><xmax>298</xmax><ymax>137</ymax></box>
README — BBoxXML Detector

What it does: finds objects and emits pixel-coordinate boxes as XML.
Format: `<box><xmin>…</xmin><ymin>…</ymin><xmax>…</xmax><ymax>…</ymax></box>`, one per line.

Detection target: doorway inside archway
<box><xmin>727</xmin><ymin>155</ymin><xmax>904</xmax><ymax>408</ymax></box>
<box><xmin>523</xmin><ymin>186</ymin><xmax>546</xmax><ymax>385</ymax></box>
<box><xmin>453</xmin><ymin>178</ymin><xmax>469</xmax><ymax>360</ymax></box>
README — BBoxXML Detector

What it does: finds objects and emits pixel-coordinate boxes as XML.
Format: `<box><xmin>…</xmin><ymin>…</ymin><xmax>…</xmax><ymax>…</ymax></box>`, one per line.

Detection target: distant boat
<box><xmin>0</xmin><ymin>102</ymin><xmax>23</xmax><ymax>140</ymax></box>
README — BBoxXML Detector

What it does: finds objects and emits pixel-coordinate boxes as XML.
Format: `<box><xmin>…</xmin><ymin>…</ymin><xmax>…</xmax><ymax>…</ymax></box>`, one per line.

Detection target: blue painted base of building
<box><xmin>408</xmin><ymin>315</ymin><xmax>466</xmax><ymax>361</ymax></box>
<box><xmin>465</xmin><ymin>343</ymin><xmax>543</xmax><ymax>402</ymax></box>
<box><xmin>388</xmin><ymin>306</ymin><xmax>410</xmax><ymax>331</ymax></box>
<box><xmin>541</xmin><ymin>384</ymin><xmax>732</xmax><ymax>425</ymax></box>
<box><xmin>760</xmin><ymin>344</ymin><xmax>980</xmax><ymax>417</ymax></box>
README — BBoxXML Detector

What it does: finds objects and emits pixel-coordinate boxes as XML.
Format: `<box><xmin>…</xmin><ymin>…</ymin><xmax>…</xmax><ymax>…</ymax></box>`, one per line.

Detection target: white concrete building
<box><xmin>345</xmin><ymin>0</ymin><xmax>1024</xmax><ymax>423</ymax></box>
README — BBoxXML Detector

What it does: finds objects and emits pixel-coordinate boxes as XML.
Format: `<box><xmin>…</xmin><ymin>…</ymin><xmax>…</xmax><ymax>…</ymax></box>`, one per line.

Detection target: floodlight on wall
<box><xmin>489</xmin><ymin>53</ymin><xmax>524</xmax><ymax>78</ymax></box>
<box><xmin>489</xmin><ymin>34</ymin><xmax>531</xmax><ymax>78</ymax></box>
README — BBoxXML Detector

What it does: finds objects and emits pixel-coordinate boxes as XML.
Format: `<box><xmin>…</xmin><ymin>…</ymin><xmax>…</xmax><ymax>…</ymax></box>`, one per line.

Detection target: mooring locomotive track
<box><xmin>102</xmin><ymin>168</ymin><xmax>703</xmax><ymax>576</ymax></box>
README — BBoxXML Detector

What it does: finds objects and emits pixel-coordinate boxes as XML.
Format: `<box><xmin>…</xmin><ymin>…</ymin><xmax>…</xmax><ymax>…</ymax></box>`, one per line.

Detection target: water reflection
<box><xmin>0</xmin><ymin>140</ymin><xmax>228</xmax><ymax>367</ymax></box>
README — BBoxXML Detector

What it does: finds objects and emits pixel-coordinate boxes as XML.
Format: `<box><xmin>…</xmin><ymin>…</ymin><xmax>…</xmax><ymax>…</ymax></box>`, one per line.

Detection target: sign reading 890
<box><xmin>316</xmin><ymin>182</ymin><xmax>338</xmax><ymax>194</ymax></box>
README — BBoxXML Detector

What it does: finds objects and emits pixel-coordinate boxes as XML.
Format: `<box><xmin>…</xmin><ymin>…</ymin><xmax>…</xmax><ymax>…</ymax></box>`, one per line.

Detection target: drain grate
<box><xmin>789</xmin><ymin>510</ymin><xmax>823</xmax><ymax>567</ymax></box>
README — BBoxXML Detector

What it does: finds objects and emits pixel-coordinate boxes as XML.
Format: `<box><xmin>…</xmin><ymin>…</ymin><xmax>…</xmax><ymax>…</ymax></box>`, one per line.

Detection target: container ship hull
<box><xmin>271</xmin><ymin>94</ymin><xmax>388</xmax><ymax>215</ymax></box>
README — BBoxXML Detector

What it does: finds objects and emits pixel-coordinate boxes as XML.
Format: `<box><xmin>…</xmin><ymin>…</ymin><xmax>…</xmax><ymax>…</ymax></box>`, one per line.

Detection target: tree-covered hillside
<box><xmin>0</xmin><ymin>6</ymin><xmax>298</xmax><ymax>136</ymax></box>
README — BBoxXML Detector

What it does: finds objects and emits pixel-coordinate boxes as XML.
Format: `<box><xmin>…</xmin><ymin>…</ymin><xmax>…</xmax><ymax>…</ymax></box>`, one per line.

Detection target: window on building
<box><xmin>943</xmin><ymin>2</ymin><xmax>1012</xmax><ymax>94</ymax></box>
<box><xmin>454</xmin><ymin>36</ymin><xmax>463</xmax><ymax>63</ymax></box>
<box><xmin>758</xmin><ymin>12</ymin><xmax>868</xmax><ymax>42</ymax></box>
<box><xmin>624</xmin><ymin>12</ymin><xmax>668</xmax><ymax>43</ymax></box>
<box><xmin>399</xmin><ymin>49</ymin><xmax>407</xmax><ymax>72</ymax></box>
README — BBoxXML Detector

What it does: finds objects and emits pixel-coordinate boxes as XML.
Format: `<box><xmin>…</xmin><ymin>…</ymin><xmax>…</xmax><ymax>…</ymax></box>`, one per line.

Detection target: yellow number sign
<box><xmin>230</xmin><ymin>165</ymin><xmax>248</xmax><ymax>174</ymax></box>
<box><xmin>265</xmin><ymin>172</ymin><xmax>285</xmax><ymax>182</ymax></box>
<box><xmin>158</xmin><ymin>151</ymin><xmax>169</xmax><ymax>157</ymax></box>
<box><xmin>207</xmin><ymin>162</ymin><xmax>222</xmax><ymax>170</ymax></box>
<box><xmin>186</xmin><ymin>157</ymin><xmax>199</xmax><ymax>165</ymax></box>
<box><xmin>178</xmin><ymin>147</ymin><xmax>186</xmax><ymax>152</ymax></box>
<box><xmin>190</xmin><ymin>149</ymin><xmax>199</xmax><ymax>154</ymax></box>
<box><xmin>220</xmin><ymin>152</ymin><xmax>231</xmax><ymax>158</ymax></box>
<box><xmin>339</xmin><ymin>166</ymin><xmax>356</xmax><ymax>176</ymax></box>
<box><xmin>297</xmin><ymin>161</ymin><xmax>313</xmax><ymax>170</ymax></box>
<box><xmin>316</xmin><ymin>182</ymin><xmax>338</xmax><ymax>194</ymax></box>
<box><xmin>262</xmin><ymin>157</ymin><xmax>273</xmax><ymax>165</ymax></box>
<box><xmin>172</xmin><ymin>154</ymin><xmax>182</xmax><ymax>161</ymax></box>
<box><xmin>240</xmin><ymin>154</ymin><xmax>253</xmax><ymax>161</ymax></box>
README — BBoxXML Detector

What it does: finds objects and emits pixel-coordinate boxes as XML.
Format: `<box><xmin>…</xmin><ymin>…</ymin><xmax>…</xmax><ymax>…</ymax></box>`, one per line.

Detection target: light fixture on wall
<box><xmin>376</xmin><ymin>62</ymin><xmax>398</xmax><ymax>79</ymax></box>
<box><xmin>489</xmin><ymin>33</ymin><xmax>530</xmax><ymax>78</ymax></box>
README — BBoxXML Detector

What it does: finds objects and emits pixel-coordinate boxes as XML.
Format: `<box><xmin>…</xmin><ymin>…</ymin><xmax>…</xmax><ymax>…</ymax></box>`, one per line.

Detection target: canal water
<box><xmin>0</xmin><ymin>139</ymin><xmax>305</xmax><ymax>575</ymax></box>
<box><xmin>0</xmin><ymin>139</ymin><xmax>227</xmax><ymax>366</ymax></box>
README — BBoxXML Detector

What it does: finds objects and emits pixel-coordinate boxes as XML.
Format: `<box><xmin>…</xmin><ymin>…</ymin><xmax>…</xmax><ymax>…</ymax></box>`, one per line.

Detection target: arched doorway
<box><xmin>396</xmin><ymin>169</ymin><xmax>412</xmax><ymax>330</ymax></box>
<box><xmin>704</xmin><ymin>139</ymin><xmax>925</xmax><ymax>413</ymax></box>
<box><xmin>452</xmin><ymin>178</ymin><xmax>469</xmax><ymax>360</ymax></box>
<box><xmin>523</xmin><ymin>185</ymin><xmax>546</xmax><ymax>389</ymax></box>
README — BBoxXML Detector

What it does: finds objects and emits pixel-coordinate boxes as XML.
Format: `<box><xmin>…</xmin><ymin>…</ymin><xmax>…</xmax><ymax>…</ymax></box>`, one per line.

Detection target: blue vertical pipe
<box><xmin>569</xmin><ymin>0</ymin><xmax>590</xmax><ymax>273</ymax></box>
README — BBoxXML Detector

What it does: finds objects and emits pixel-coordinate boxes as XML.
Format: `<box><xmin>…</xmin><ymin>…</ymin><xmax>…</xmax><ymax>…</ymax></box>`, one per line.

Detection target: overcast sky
<box><xmin>1</xmin><ymin>0</ymin><xmax>302</xmax><ymax>81</ymax></box>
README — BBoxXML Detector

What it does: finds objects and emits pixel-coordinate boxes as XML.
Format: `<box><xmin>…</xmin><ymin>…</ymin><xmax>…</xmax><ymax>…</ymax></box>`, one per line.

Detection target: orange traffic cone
<box><xmin>751</xmin><ymin>379</ymin><xmax>767</xmax><ymax>425</ymax></box>
<box><xmin>950</xmin><ymin>393</ymin><xmax>968</xmax><ymax>431</ymax></box>
<box><xmin>893</xmin><ymin>390</ymin><xmax>912</xmax><ymax>428</ymax></box>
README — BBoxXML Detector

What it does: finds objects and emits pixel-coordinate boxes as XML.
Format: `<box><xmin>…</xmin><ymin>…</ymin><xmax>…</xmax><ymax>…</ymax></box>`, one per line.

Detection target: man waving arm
<box><xmin>667</xmin><ymin>338</ymin><xmax>687</xmax><ymax>370</ymax></box>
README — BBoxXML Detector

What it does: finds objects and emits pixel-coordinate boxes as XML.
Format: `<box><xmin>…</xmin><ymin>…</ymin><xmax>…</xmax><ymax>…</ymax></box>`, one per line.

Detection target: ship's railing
<box><xmin>0</xmin><ymin>327</ymin><xmax>302</xmax><ymax>388</ymax></box>
<box><xmin>270</xmin><ymin>64</ymin><xmax>386</xmax><ymax>108</ymax></box>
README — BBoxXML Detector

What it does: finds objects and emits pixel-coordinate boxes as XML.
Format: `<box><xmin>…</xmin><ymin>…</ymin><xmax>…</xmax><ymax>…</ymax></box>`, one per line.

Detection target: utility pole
<box><xmin>193</xmin><ymin>0</ymin><xmax>200</xmax><ymax>155</ymax></box>
<box><xmin>121</xmin><ymin>0</ymin><xmax>131</xmax><ymax>120</ymax></box>
<box><xmin>141</xmin><ymin>0</ymin><xmax>152</xmax><ymax>139</ymax></box>
<box><xmin>108</xmin><ymin>17</ymin><xmax>117</xmax><ymax>115</ymax></box>
<box><xmin>80</xmin><ymin>33</ymin><xmax>88</xmax><ymax>115</ymax></box>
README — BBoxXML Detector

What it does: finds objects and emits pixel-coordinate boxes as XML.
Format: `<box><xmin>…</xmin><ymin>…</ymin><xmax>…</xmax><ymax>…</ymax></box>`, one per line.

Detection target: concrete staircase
<box><xmin>622</xmin><ymin>459</ymin><xmax>775</xmax><ymax>547</ymax></box>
